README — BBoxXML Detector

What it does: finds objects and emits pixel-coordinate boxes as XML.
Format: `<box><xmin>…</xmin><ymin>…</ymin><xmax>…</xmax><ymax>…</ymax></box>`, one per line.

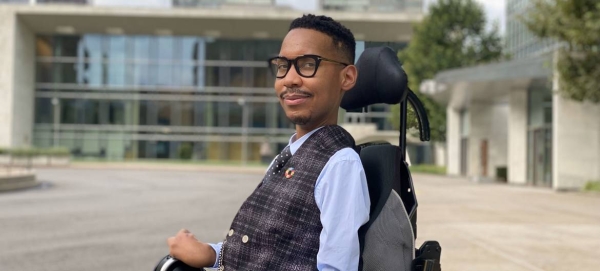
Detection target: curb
<box><xmin>0</xmin><ymin>172</ymin><xmax>38</xmax><ymax>192</ymax></box>
<box><xmin>67</xmin><ymin>162</ymin><xmax>268</xmax><ymax>175</ymax></box>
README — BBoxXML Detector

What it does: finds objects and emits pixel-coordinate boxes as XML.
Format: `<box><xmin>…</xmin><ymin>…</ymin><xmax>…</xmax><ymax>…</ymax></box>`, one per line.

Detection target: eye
<box><xmin>300</xmin><ymin>62</ymin><xmax>316</xmax><ymax>69</ymax></box>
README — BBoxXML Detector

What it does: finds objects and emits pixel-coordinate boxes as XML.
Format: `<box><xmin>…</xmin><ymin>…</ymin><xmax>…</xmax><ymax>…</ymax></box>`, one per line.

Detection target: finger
<box><xmin>167</xmin><ymin>236</ymin><xmax>175</xmax><ymax>247</ymax></box>
<box><xmin>179</xmin><ymin>228</ymin><xmax>190</xmax><ymax>234</ymax></box>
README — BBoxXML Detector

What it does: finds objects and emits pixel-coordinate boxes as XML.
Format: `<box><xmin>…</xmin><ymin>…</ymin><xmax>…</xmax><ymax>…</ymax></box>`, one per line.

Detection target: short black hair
<box><xmin>289</xmin><ymin>14</ymin><xmax>355</xmax><ymax>64</ymax></box>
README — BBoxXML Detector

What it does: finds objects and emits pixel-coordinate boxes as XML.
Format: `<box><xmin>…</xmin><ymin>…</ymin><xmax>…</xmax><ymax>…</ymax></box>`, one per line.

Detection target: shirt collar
<box><xmin>287</xmin><ymin>126</ymin><xmax>324</xmax><ymax>155</ymax></box>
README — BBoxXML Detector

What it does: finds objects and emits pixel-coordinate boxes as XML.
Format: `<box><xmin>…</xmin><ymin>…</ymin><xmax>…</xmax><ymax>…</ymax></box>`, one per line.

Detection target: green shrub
<box><xmin>3</xmin><ymin>147</ymin><xmax>71</xmax><ymax>157</ymax></box>
<box><xmin>0</xmin><ymin>148</ymin><xmax>8</xmax><ymax>155</ymax></box>
<box><xmin>584</xmin><ymin>181</ymin><xmax>600</xmax><ymax>192</ymax></box>
<box><xmin>9</xmin><ymin>148</ymin><xmax>38</xmax><ymax>157</ymax></box>
<box><xmin>178</xmin><ymin>143</ymin><xmax>193</xmax><ymax>160</ymax></box>
<box><xmin>409</xmin><ymin>164</ymin><xmax>446</xmax><ymax>175</ymax></box>
<box><xmin>41</xmin><ymin>147</ymin><xmax>71</xmax><ymax>157</ymax></box>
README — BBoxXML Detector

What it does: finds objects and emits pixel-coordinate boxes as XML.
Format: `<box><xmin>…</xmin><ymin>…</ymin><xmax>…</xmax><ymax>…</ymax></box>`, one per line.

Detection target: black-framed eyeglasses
<box><xmin>267</xmin><ymin>54</ymin><xmax>350</xmax><ymax>78</ymax></box>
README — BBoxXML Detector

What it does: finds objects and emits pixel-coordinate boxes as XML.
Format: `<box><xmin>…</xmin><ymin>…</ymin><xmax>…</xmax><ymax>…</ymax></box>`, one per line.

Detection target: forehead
<box><xmin>279</xmin><ymin>28</ymin><xmax>334</xmax><ymax>57</ymax></box>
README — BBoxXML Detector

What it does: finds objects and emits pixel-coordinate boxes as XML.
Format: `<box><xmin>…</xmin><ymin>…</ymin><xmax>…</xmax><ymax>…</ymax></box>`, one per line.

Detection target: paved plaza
<box><xmin>0</xmin><ymin>166</ymin><xmax>599</xmax><ymax>271</ymax></box>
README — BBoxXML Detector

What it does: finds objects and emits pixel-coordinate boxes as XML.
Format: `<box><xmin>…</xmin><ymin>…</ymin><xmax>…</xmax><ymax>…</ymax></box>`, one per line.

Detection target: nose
<box><xmin>282</xmin><ymin>64</ymin><xmax>303</xmax><ymax>89</ymax></box>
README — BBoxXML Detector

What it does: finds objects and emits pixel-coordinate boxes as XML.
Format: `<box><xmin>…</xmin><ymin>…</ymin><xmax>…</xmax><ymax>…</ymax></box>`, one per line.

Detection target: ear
<box><xmin>340</xmin><ymin>65</ymin><xmax>358</xmax><ymax>93</ymax></box>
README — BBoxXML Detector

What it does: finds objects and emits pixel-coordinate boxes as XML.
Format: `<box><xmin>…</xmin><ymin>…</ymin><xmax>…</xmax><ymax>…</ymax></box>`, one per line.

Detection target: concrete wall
<box><xmin>508</xmin><ymin>88</ymin><xmax>528</xmax><ymax>184</ymax></box>
<box><xmin>468</xmin><ymin>103</ymin><xmax>509</xmax><ymax>181</ymax></box>
<box><xmin>0</xmin><ymin>8</ymin><xmax>16</xmax><ymax>148</ymax></box>
<box><xmin>12</xmin><ymin>14</ymin><xmax>36</xmax><ymax>147</ymax></box>
<box><xmin>553</xmin><ymin>94</ymin><xmax>600</xmax><ymax>190</ymax></box>
<box><xmin>446</xmin><ymin>107</ymin><xmax>461</xmax><ymax>175</ymax></box>
<box><xmin>0</xmin><ymin>8</ymin><xmax>35</xmax><ymax>148</ymax></box>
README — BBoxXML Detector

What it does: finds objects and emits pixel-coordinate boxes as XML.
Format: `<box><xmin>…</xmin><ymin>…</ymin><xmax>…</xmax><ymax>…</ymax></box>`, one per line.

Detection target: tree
<box><xmin>522</xmin><ymin>0</ymin><xmax>600</xmax><ymax>103</ymax></box>
<box><xmin>390</xmin><ymin>0</ymin><xmax>504</xmax><ymax>141</ymax></box>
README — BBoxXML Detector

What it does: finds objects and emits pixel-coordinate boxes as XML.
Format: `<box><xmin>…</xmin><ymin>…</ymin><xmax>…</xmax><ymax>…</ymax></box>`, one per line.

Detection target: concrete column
<box><xmin>446</xmin><ymin>106</ymin><xmax>461</xmax><ymax>175</ymax></box>
<box><xmin>433</xmin><ymin>142</ymin><xmax>446</xmax><ymax>167</ymax></box>
<box><xmin>11</xmin><ymin>14</ymin><xmax>35</xmax><ymax>147</ymax></box>
<box><xmin>468</xmin><ymin>104</ymin><xmax>492</xmax><ymax>180</ymax></box>
<box><xmin>508</xmin><ymin>88</ymin><xmax>528</xmax><ymax>185</ymax></box>
<box><xmin>0</xmin><ymin>9</ymin><xmax>14</xmax><ymax>147</ymax></box>
<box><xmin>0</xmin><ymin>9</ymin><xmax>36</xmax><ymax>148</ymax></box>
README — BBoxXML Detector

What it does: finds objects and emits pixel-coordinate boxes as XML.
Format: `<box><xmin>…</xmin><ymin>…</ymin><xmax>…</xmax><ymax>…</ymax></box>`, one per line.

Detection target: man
<box><xmin>167</xmin><ymin>14</ymin><xmax>370</xmax><ymax>271</ymax></box>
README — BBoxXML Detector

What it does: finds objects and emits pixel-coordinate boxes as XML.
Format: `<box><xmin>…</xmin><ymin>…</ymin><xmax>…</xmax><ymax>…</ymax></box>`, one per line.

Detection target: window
<box><xmin>34</xmin><ymin>98</ymin><xmax>54</xmax><ymax>124</ymax></box>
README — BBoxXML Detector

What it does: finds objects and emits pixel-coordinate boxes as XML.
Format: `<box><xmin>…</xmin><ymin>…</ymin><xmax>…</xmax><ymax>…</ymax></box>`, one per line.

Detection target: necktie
<box><xmin>265</xmin><ymin>146</ymin><xmax>292</xmax><ymax>181</ymax></box>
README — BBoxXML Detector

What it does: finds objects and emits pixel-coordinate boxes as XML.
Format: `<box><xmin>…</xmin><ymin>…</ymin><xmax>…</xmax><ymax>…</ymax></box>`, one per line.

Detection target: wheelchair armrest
<box><xmin>412</xmin><ymin>241</ymin><xmax>442</xmax><ymax>271</ymax></box>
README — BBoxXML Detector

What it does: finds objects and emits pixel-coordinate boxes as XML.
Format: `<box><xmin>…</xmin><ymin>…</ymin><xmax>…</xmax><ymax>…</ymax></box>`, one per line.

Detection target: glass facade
<box><xmin>34</xmin><ymin>35</ymin><xmax>407</xmax><ymax>162</ymax></box>
<box><xmin>505</xmin><ymin>0</ymin><xmax>560</xmax><ymax>60</ymax></box>
<box><xmin>526</xmin><ymin>81</ymin><xmax>553</xmax><ymax>186</ymax></box>
<box><xmin>34</xmin><ymin>34</ymin><xmax>291</xmax><ymax>162</ymax></box>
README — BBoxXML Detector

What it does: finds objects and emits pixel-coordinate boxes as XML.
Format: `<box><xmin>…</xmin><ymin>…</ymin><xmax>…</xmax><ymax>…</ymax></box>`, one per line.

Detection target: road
<box><xmin>0</xmin><ymin>167</ymin><xmax>599</xmax><ymax>271</ymax></box>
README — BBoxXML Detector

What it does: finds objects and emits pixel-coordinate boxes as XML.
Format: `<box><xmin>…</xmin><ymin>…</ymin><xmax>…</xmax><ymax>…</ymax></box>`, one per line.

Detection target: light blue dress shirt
<box><xmin>209</xmin><ymin>127</ymin><xmax>370</xmax><ymax>271</ymax></box>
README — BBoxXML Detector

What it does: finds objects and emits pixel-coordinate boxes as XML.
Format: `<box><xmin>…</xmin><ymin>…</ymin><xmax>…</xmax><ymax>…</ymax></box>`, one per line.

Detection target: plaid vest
<box><xmin>220</xmin><ymin>125</ymin><xmax>356</xmax><ymax>271</ymax></box>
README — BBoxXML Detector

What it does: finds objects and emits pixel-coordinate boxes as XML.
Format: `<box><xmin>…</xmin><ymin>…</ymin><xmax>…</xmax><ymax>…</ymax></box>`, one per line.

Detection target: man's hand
<box><xmin>167</xmin><ymin>229</ymin><xmax>217</xmax><ymax>268</ymax></box>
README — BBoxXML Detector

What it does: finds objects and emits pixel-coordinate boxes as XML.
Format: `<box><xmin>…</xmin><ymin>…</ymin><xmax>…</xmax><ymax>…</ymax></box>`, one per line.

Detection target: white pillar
<box><xmin>15</xmin><ymin>17</ymin><xmax>36</xmax><ymax>147</ymax></box>
<box><xmin>0</xmin><ymin>9</ymin><xmax>35</xmax><ymax>148</ymax></box>
<box><xmin>508</xmin><ymin>88</ymin><xmax>528</xmax><ymax>185</ymax></box>
<box><xmin>0</xmin><ymin>9</ymin><xmax>15</xmax><ymax>147</ymax></box>
<box><xmin>446</xmin><ymin>106</ymin><xmax>461</xmax><ymax>175</ymax></box>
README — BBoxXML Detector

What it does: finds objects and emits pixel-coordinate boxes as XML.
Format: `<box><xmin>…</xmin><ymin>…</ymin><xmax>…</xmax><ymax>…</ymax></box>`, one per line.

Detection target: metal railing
<box><xmin>172</xmin><ymin>0</ymin><xmax>274</xmax><ymax>7</ymax></box>
<box><xmin>322</xmin><ymin>0</ymin><xmax>422</xmax><ymax>12</ymax></box>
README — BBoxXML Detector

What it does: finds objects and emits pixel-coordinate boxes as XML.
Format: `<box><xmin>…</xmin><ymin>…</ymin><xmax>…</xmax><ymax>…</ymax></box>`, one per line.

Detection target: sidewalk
<box><xmin>412</xmin><ymin>173</ymin><xmax>600</xmax><ymax>271</ymax></box>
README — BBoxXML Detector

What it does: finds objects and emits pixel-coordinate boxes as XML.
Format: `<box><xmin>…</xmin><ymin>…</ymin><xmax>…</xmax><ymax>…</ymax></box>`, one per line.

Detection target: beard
<box><xmin>288</xmin><ymin>114</ymin><xmax>311</xmax><ymax>125</ymax></box>
<box><xmin>281</xmin><ymin>87</ymin><xmax>313</xmax><ymax>125</ymax></box>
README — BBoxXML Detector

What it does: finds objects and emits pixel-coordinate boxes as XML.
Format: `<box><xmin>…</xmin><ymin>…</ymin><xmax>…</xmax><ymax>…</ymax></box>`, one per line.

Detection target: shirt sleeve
<box><xmin>314</xmin><ymin>148</ymin><xmax>370</xmax><ymax>271</ymax></box>
<box><xmin>208</xmin><ymin>242</ymin><xmax>223</xmax><ymax>268</ymax></box>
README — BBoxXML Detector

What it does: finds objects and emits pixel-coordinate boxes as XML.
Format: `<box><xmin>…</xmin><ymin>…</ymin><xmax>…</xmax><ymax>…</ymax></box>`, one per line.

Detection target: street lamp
<box><xmin>51</xmin><ymin>97</ymin><xmax>60</xmax><ymax>147</ymax></box>
<box><xmin>237</xmin><ymin>98</ymin><xmax>249</xmax><ymax>165</ymax></box>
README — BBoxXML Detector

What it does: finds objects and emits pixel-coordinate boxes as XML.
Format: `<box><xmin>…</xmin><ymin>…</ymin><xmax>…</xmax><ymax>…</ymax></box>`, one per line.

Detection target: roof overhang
<box><xmin>4</xmin><ymin>4</ymin><xmax>421</xmax><ymax>42</ymax></box>
<box><xmin>421</xmin><ymin>55</ymin><xmax>554</xmax><ymax>110</ymax></box>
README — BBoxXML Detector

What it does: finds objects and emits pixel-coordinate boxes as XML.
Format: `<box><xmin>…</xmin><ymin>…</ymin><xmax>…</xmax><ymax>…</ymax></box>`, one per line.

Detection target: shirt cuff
<box><xmin>208</xmin><ymin>242</ymin><xmax>222</xmax><ymax>268</ymax></box>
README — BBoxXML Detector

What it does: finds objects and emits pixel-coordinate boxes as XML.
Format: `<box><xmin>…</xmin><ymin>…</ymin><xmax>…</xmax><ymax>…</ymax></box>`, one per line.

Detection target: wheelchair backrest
<box><xmin>356</xmin><ymin>142</ymin><xmax>416</xmax><ymax>271</ymax></box>
<box><xmin>341</xmin><ymin>47</ymin><xmax>429</xmax><ymax>271</ymax></box>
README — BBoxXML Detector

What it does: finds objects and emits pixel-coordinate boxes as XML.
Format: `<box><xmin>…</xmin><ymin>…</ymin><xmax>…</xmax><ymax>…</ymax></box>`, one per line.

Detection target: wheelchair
<box><xmin>155</xmin><ymin>47</ymin><xmax>442</xmax><ymax>271</ymax></box>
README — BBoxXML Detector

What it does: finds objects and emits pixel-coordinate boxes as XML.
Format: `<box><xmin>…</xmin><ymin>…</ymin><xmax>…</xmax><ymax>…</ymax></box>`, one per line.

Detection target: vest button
<box><xmin>242</xmin><ymin>235</ymin><xmax>249</xmax><ymax>243</ymax></box>
<box><xmin>228</xmin><ymin>229</ymin><xmax>234</xmax><ymax>236</ymax></box>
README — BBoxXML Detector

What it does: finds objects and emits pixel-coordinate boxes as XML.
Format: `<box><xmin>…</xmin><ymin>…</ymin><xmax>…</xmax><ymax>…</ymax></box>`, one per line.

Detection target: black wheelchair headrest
<box><xmin>340</xmin><ymin>47</ymin><xmax>408</xmax><ymax>110</ymax></box>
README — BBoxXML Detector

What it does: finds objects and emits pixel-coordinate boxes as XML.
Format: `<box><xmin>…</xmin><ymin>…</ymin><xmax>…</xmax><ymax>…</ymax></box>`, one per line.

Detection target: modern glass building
<box><xmin>0</xmin><ymin>0</ymin><xmax>422</xmax><ymax>163</ymax></box>
<box><xmin>33</xmin><ymin>35</ymin><xmax>286</xmax><ymax>161</ymax></box>
<box><xmin>422</xmin><ymin>0</ymin><xmax>600</xmax><ymax>190</ymax></box>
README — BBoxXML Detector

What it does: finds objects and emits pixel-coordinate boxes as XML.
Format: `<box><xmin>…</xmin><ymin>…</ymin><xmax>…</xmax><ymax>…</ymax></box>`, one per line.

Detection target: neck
<box><xmin>295</xmin><ymin>120</ymin><xmax>337</xmax><ymax>140</ymax></box>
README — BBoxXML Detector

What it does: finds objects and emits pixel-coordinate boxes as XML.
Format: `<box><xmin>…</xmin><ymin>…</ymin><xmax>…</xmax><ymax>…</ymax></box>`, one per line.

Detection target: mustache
<box><xmin>280</xmin><ymin>88</ymin><xmax>312</xmax><ymax>99</ymax></box>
